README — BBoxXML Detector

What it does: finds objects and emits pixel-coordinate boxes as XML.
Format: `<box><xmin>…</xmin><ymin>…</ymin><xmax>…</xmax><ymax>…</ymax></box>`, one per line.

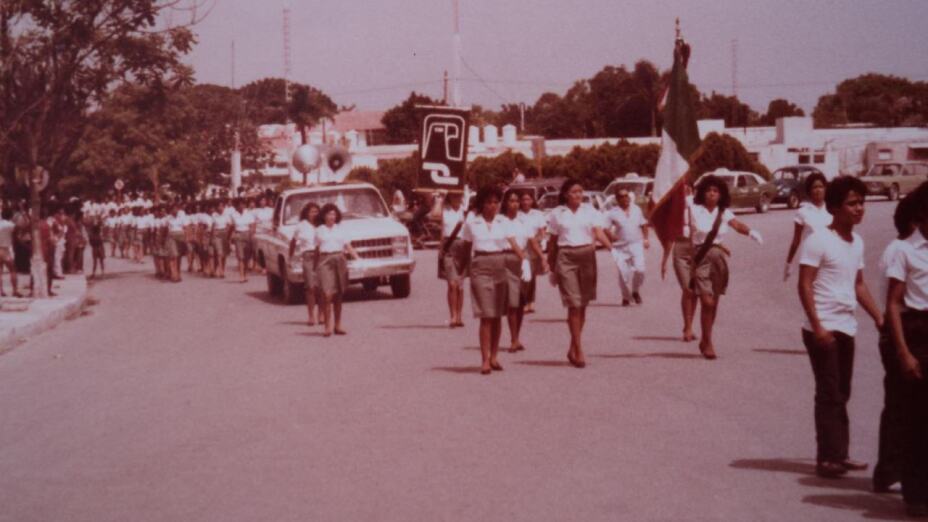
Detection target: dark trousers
<box><xmin>874</xmin><ymin>325</ymin><xmax>905</xmax><ymax>486</ymax></box>
<box><xmin>901</xmin><ymin>311</ymin><xmax>928</xmax><ymax>505</ymax></box>
<box><xmin>802</xmin><ymin>329</ymin><xmax>855</xmax><ymax>463</ymax></box>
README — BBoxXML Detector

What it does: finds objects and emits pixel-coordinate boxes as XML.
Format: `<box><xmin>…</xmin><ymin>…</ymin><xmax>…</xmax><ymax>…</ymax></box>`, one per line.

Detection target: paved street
<box><xmin>0</xmin><ymin>201</ymin><xmax>906</xmax><ymax>521</ymax></box>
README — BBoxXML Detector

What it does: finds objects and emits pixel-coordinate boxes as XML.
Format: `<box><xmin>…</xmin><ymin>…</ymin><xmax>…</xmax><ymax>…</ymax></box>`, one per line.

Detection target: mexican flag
<box><xmin>650</xmin><ymin>37</ymin><xmax>700</xmax><ymax>246</ymax></box>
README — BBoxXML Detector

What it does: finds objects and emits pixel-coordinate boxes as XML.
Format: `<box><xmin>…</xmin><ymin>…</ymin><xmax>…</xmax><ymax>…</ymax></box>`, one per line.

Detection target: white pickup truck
<box><xmin>255</xmin><ymin>183</ymin><xmax>416</xmax><ymax>303</ymax></box>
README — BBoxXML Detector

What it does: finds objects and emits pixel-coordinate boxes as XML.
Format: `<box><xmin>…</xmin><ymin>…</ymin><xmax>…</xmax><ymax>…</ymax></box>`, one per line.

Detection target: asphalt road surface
<box><xmin>0</xmin><ymin>201</ymin><xmax>907</xmax><ymax>521</ymax></box>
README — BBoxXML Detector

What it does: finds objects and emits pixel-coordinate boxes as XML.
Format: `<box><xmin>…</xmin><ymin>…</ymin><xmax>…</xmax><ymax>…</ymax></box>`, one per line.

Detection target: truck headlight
<box><xmin>392</xmin><ymin>236</ymin><xmax>408</xmax><ymax>256</ymax></box>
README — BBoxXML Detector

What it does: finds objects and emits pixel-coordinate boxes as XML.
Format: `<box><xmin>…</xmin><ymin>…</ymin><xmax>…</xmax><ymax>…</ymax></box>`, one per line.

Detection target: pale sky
<box><xmin>183</xmin><ymin>0</ymin><xmax>928</xmax><ymax>115</ymax></box>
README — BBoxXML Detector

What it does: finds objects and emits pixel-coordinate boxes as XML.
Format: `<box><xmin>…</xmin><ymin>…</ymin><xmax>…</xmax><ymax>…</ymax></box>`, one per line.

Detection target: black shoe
<box><xmin>872</xmin><ymin>475</ymin><xmax>898</xmax><ymax>493</ymax></box>
<box><xmin>905</xmin><ymin>503</ymin><xmax>928</xmax><ymax>517</ymax></box>
<box><xmin>841</xmin><ymin>459</ymin><xmax>868</xmax><ymax>471</ymax></box>
<box><xmin>632</xmin><ymin>292</ymin><xmax>642</xmax><ymax>304</ymax></box>
<box><xmin>622</xmin><ymin>299</ymin><xmax>630</xmax><ymax>307</ymax></box>
<box><xmin>816</xmin><ymin>461</ymin><xmax>848</xmax><ymax>478</ymax></box>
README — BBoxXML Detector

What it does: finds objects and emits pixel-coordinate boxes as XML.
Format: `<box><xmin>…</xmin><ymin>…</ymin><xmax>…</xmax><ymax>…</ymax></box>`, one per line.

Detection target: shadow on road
<box><xmin>595</xmin><ymin>352</ymin><xmax>701</xmax><ymax>360</ymax></box>
<box><xmin>246</xmin><ymin>291</ymin><xmax>287</xmax><ymax>306</ymax></box>
<box><xmin>754</xmin><ymin>348</ymin><xmax>807</xmax><ymax>355</ymax></box>
<box><xmin>588</xmin><ymin>302</ymin><xmax>624</xmax><ymax>308</ymax></box>
<box><xmin>380</xmin><ymin>324</ymin><xmax>450</xmax><ymax>330</ymax></box>
<box><xmin>730</xmin><ymin>458</ymin><xmax>907</xmax><ymax>520</ymax></box>
<box><xmin>431</xmin><ymin>366</ymin><xmax>481</xmax><ymax>374</ymax></box>
<box><xmin>632</xmin><ymin>335</ymin><xmax>688</xmax><ymax>342</ymax></box>
<box><xmin>515</xmin><ymin>359</ymin><xmax>571</xmax><ymax>367</ymax></box>
<box><xmin>527</xmin><ymin>318</ymin><xmax>565</xmax><ymax>323</ymax></box>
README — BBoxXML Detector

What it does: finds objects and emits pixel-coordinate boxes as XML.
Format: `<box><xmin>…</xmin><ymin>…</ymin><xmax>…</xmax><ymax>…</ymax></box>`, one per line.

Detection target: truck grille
<box><xmin>352</xmin><ymin>237</ymin><xmax>394</xmax><ymax>259</ymax></box>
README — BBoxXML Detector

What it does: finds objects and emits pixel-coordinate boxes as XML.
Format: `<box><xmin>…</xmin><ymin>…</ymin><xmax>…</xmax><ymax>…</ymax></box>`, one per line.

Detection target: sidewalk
<box><xmin>0</xmin><ymin>274</ymin><xmax>89</xmax><ymax>353</ymax></box>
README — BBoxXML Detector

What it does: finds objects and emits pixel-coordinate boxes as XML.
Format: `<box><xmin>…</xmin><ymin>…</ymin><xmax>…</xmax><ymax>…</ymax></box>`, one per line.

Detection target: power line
<box><xmin>460</xmin><ymin>57</ymin><xmax>511</xmax><ymax>105</ymax></box>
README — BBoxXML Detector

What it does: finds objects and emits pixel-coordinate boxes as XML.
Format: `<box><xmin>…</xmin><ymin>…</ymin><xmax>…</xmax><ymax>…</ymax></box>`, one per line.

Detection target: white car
<box><xmin>255</xmin><ymin>183</ymin><xmax>415</xmax><ymax>303</ymax></box>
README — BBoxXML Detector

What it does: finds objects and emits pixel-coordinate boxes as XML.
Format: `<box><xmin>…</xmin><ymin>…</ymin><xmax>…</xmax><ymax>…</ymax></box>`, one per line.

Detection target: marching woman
<box><xmin>165</xmin><ymin>204</ymin><xmax>188</xmax><ymax>283</ymax></box>
<box><xmin>885</xmin><ymin>182</ymin><xmax>928</xmax><ymax>516</ymax></box>
<box><xmin>462</xmin><ymin>186</ymin><xmax>530</xmax><ymax>374</ymax></box>
<box><xmin>519</xmin><ymin>190</ymin><xmax>548</xmax><ymax>314</ymax></box>
<box><xmin>314</xmin><ymin>203</ymin><xmax>360</xmax><ymax>337</ymax></box>
<box><xmin>502</xmin><ymin>189</ymin><xmax>546</xmax><ymax>353</ymax></box>
<box><xmin>785</xmin><ymin>172</ymin><xmax>831</xmax><ymax>280</ymax></box>
<box><xmin>230</xmin><ymin>199</ymin><xmax>257</xmax><ymax>283</ymax></box>
<box><xmin>210</xmin><ymin>200</ymin><xmax>232</xmax><ymax>279</ymax></box>
<box><xmin>660</xmin><ymin>182</ymin><xmax>700</xmax><ymax>342</ymax></box>
<box><xmin>689</xmin><ymin>174</ymin><xmax>764</xmax><ymax>359</ymax></box>
<box><xmin>435</xmin><ymin>192</ymin><xmax>468</xmax><ymax>327</ymax></box>
<box><xmin>290</xmin><ymin>203</ymin><xmax>322</xmax><ymax>326</ymax></box>
<box><xmin>546</xmin><ymin>179</ymin><xmax>612</xmax><ymax>369</ymax></box>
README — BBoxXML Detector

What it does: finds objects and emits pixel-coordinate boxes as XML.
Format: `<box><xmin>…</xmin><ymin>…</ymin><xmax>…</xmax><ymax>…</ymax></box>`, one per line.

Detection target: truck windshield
<box><xmin>282</xmin><ymin>188</ymin><xmax>389</xmax><ymax>225</ymax></box>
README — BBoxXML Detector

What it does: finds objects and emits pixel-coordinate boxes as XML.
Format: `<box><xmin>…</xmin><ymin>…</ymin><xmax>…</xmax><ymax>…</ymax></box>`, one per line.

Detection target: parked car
<box><xmin>507</xmin><ymin>177</ymin><xmax>566</xmax><ymax>203</ymax></box>
<box><xmin>857</xmin><ymin>162</ymin><xmax>928</xmax><ymax>201</ymax></box>
<box><xmin>255</xmin><ymin>183</ymin><xmax>415</xmax><ymax>303</ymax></box>
<box><xmin>537</xmin><ymin>190</ymin><xmax>605</xmax><ymax>215</ymax></box>
<box><xmin>695</xmin><ymin>168</ymin><xmax>777</xmax><ymax>213</ymax></box>
<box><xmin>603</xmin><ymin>174</ymin><xmax>654</xmax><ymax>216</ymax></box>
<box><xmin>771</xmin><ymin>165</ymin><xmax>825</xmax><ymax>209</ymax></box>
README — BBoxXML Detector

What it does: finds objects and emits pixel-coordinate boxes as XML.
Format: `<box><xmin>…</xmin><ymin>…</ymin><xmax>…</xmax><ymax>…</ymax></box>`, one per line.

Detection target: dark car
<box><xmin>771</xmin><ymin>165</ymin><xmax>825</xmax><ymax>209</ymax></box>
<box><xmin>507</xmin><ymin>177</ymin><xmax>566</xmax><ymax>203</ymax></box>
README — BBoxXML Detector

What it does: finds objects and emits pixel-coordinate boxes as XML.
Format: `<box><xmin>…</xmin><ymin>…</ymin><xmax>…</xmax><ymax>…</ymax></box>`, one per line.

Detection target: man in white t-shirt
<box><xmin>604</xmin><ymin>188</ymin><xmax>649</xmax><ymax>306</ymax></box>
<box><xmin>798</xmin><ymin>175</ymin><xmax>882</xmax><ymax>479</ymax></box>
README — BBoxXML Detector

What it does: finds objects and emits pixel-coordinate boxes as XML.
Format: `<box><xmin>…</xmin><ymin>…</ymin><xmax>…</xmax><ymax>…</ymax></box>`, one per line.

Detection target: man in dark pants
<box><xmin>885</xmin><ymin>181</ymin><xmax>928</xmax><ymax>517</ymax></box>
<box><xmin>798</xmin><ymin>176</ymin><xmax>882</xmax><ymax>479</ymax></box>
<box><xmin>873</xmin><ymin>195</ymin><xmax>918</xmax><ymax>493</ymax></box>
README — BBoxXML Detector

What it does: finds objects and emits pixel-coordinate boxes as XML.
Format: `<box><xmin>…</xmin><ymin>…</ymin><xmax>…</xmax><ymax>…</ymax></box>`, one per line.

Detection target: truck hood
<box><xmin>276</xmin><ymin>217</ymin><xmax>408</xmax><ymax>240</ymax></box>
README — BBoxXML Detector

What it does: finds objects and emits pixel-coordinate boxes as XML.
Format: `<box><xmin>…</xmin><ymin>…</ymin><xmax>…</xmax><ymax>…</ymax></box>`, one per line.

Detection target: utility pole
<box><xmin>230</xmin><ymin>40</ymin><xmax>241</xmax><ymax>195</ymax></box>
<box><xmin>519</xmin><ymin>102</ymin><xmax>526</xmax><ymax>133</ymax></box>
<box><xmin>283</xmin><ymin>5</ymin><xmax>298</xmax><ymax>183</ymax></box>
<box><xmin>451</xmin><ymin>0</ymin><xmax>461</xmax><ymax>107</ymax></box>
<box><xmin>442</xmin><ymin>70</ymin><xmax>449</xmax><ymax>105</ymax></box>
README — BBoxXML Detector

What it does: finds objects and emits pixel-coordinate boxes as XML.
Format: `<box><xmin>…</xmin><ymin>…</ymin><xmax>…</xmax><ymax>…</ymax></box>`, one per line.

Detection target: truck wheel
<box><xmin>266</xmin><ymin>271</ymin><xmax>283</xmax><ymax>296</ymax></box>
<box><xmin>280</xmin><ymin>265</ymin><xmax>303</xmax><ymax>305</ymax></box>
<box><xmin>755</xmin><ymin>194</ymin><xmax>770</xmax><ymax>214</ymax></box>
<box><xmin>888</xmin><ymin>184</ymin><xmax>899</xmax><ymax>201</ymax></box>
<box><xmin>787</xmin><ymin>192</ymin><xmax>800</xmax><ymax>209</ymax></box>
<box><xmin>389</xmin><ymin>274</ymin><xmax>411</xmax><ymax>298</ymax></box>
<box><xmin>362</xmin><ymin>278</ymin><xmax>379</xmax><ymax>292</ymax></box>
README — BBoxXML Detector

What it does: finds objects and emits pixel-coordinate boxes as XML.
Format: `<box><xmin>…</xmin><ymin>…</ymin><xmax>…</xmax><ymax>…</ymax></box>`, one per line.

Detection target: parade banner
<box><xmin>416</xmin><ymin>106</ymin><xmax>470</xmax><ymax>193</ymax></box>
<box><xmin>650</xmin><ymin>33</ymin><xmax>700</xmax><ymax>246</ymax></box>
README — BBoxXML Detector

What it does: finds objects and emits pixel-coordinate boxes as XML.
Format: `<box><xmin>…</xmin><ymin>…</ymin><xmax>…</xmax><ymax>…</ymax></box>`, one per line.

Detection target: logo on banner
<box><xmin>417</xmin><ymin>107</ymin><xmax>470</xmax><ymax>192</ymax></box>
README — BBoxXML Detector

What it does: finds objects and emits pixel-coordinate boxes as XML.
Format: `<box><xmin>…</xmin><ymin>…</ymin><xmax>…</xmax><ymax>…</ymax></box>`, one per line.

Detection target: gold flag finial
<box><xmin>675</xmin><ymin>18</ymin><xmax>681</xmax><ymax>41</ymax></box>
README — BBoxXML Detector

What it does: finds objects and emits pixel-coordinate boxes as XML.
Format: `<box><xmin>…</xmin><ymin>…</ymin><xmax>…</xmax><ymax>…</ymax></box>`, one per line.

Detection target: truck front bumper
<box><xmin>287</xmin><ymin>256</ymin><xmax>416</xmax><ymax>283</ymax></box>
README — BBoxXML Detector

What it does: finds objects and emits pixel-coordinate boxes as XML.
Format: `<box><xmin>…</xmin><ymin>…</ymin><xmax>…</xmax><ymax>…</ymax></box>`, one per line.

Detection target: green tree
<box><xmin>381</xmin><ymin>92</ymin><xmax>441</xmax><ymax>144</ymax></box>
<box><xmin>812</xmin><ymin>73</ymin><xmax>927</xmax><ymax>127</ymax></box>
<box><xmin>696</xmin><ymin>92</ymin><xmax>761</xmax><ymax>127</ymax></box>
<box><xmin>238</xmin><ymin>77</ymin><xmax>337</xmax><ymax>136</ymax></box>
<box><xmin>761</xmin><ymin>98</ymin><xmax>805</xmax><ymax>125</ymax></box>
<box><xmin>688</xmin><ymin>132</ymin><xmax>771</xmax><ymax>179</ymax></box>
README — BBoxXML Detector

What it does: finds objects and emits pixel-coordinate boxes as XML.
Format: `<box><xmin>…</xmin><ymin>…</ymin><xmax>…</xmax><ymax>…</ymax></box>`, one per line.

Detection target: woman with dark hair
<box><xmin>502</xmin><ymin>189</ymin><xmax>545</xmax><ymax>353</ymax></box>
<box><xmin>689</xmin><ymin>174</ymin><xmax>763</xmax><ymax>359</ymax></box>
<box><xmin>546</xmin><ymin>179</ymin><xmax>612</xmax><ymax>368</ymax></box>
<box><xmin>210</xmin><ymin>200</ymin><xmax>232</xmax><ymax>279</ymax></box>
<box><xmin>785</xmin><ymin>172</ymin><xmax>831</xmax><ymax>280</ymax></box>
<box><xmin>518</xmin><ymin>190</ymin><xmax>548</xmax><ymax>314</ymax></box>
<box><xmin>434</xmin><ymin>191</ymin><xmax>468</xmax><ymax>327</ymax></box>
<box><xmin>462</xmin><ymin>186</ymin><xmax>530</xmax><ymax>374</ymax></box>
<box><xmin>230</xmin><ymin>198</ymin><xmax>257</xmax><ymax>283</ymax></box>
<box><xmin>314</xmin><ymin>203</ymin><xmax>360</xmax><ymax>337</ymax></box>
<box><xmin>798</xmin><ymin>175</ymin><xmax>881</xmax><ymax>479</ymax></box>
<box><xmin>290</xmin><ymin>202</ymin><xmax>322</xmax><ymax>326</ymax></box>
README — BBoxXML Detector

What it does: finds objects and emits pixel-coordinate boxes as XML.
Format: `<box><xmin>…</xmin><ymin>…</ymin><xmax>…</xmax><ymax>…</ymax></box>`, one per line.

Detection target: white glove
<box><xmin>749</xmin><ymin>230</ymin><xmax>763</xmax><ymax>244</ymax></box>
<box><xmin>520</xmin><ymin>258</ymin><xmax>532</xmax><ymax>283</ymax></box>
<box><xmin>783</xmin><ymin>262</ymin><xmax>792</xmax><ymax>282</ymax></box>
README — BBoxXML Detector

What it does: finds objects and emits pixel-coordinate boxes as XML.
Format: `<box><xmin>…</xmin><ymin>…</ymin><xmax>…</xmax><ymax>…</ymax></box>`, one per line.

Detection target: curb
<box><xmin>0</xmin><ymin>276</ymin><xmax>89</xmax><ymax>353</ymax></box>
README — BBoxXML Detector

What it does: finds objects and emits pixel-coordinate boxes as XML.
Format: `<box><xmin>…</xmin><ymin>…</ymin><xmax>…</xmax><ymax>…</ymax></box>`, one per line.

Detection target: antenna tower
<box><xmin>731</xmin><ymin>38</ymin><xmax>738</xmax><ymax>98</ymax></box>
<box><xmin>283</xmin><ymin>6</ymin><xmax>292</xmax><ymax>105</ymax></box>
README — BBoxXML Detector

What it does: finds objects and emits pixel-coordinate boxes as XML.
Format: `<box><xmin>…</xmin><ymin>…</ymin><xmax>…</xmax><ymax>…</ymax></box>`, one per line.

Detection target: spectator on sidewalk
<box><xmin>0</xmin><ymin>208</ymin><xmax>21</xmax><ymax>297</ymax></box>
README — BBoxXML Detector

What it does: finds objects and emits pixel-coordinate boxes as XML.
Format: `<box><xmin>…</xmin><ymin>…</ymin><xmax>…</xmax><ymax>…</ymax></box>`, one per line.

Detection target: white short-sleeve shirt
<box><xmin>168</xmin><ymin>215</ymin><xmax>188</xmax><ymax>233</ymax></box>
<box><xmin>799</xmin><ymin>228</ymin><xmax>865</xmax><ymax>336</ymax></box>
<box><xmin>0</xmin><ymin>219</ymin><xmax>15</xmax><ymax>249</ymax></box>
<box><xmin>292</xmin><ymin>221</ymin><xmax>317</xmax><ymax>254</ymax></box>
<box><xmin>886</xmin><ymin>230</ymin><xmax>928</xmax><ymax>311</ymax></box>
<box><xmin>463</xmin><ymin>213</ymin><xmax>514</xmax><ymax>252</ymax></box>
<box><xmin>795</xmin><ymin>203</ymin><xmax>832</xmax><ymax>237</ymax></box>
<box><xmin>605</xmin><ymin>204</ymin><xmax>646</xmax><ymax>247</ymax></box>
<box><xmin>504</xmin><ymin>214</ymin><xmax>532</xmax><ymax>250</ymax></box>
<box><xmin>878</xmin><ymin>238</ymin><xmax>908</xmax><ymax>303</ymax></box>
<box><xmin>690</xmin><ymin>205</ymin><xmax>736</xmax><ymax>245</ymax></box>
<box><xmin>518</xmin><ymin>209</ymin><xmax>547</xmax><ymax>238</ymax></box>
<box><xmin>212</xmin><ymin>211</ymin><xmax>232</xmax><ymax>229</ymax></box>
<box><xmin>442</xmin><ymin>206</ymin><xmax>465</xmax><ymax>238</ymax></box>
<box><xmin>316</xmin><ymin>223</ymin><xmax>348</xmax><ymax>253</ymax></box>
<box><xmin>231</xmin><ymin>210</ymin><xmax>256</xmax><ymax>232</ymax></box>
<box><xmin>548</xmin><ymin>205</ymin><xmax>602</xmax><ymax>247</ymax></box>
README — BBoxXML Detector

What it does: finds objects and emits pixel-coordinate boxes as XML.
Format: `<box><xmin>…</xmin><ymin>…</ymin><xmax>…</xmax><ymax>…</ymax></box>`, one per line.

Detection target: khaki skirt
<box><xmin>318</xmin><ymin>252</ymin><xmax>349</xmax><ymax>296</ymax></box>
<box><xmin>301</xmin><ymin>251</ymin><xmax>319</xmax><ymax>291</ymax></box>
<box><xmin>691</xmin><ymin>245</ymin><xmax>729</xmax><ymax>297</ymax></box>
<box><xmin>504</xmin><ymin>251</ymin><xmax>527</xmax><ymax>310</ymax></box>
<box><xmin>165</xmin><ymin>232</ymin><xmax>185</xmax><ymax>257</ymax></box>
<box><xmin>469</xmin><ymin>252</ymin><xmax>508</xmax><ymax>318</ymax></box>
<box><xmin>232</xmin><ymin>231</ymin><xmax>251</xmax><ymax>259</ymax></box>
<box><xmin>210</xmin><ymin>234</ymin><xmax>227</xmax><ymax>258</ymax></box>
<box><xmin>438</xmin><ymin>239</ymin><xmax>468</xmax><ymax>282</ymax></box>
<box><xmin>555</xmin><ymin>244</ymin><xmax>597</xmax><ymax>308</ymax></box>
<box><xmin>672</xmin><ymin>238</ymin><xmax>694</xmax><ymax>290</ymax></box>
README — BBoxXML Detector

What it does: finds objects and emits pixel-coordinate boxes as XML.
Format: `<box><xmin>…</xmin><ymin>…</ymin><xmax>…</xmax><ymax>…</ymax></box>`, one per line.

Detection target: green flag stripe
<box><xmin>662</xmin><ymin>45</ymin><xmax>700</xmax><ymax>159</ymax></box>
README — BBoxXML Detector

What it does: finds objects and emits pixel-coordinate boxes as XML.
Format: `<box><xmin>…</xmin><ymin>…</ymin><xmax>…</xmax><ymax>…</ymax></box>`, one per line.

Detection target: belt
<box><xmin>558</xmin><ymin>244</ymin><xmax>593</xmax><ymax>250</ymax></box>
<box><xmin>903</xmin><ymin>309</ymin><xmax>928</xmax><ymax>317</ymax></box>
<box><xmin>320</xmin><ymin>251</ymin><xmax>343</xmax><ymax>255</ymax></box>
<box><xmin>474</xmin><ymin>250</ymin><xmax>510</xmax><ymax>257</ymax></box>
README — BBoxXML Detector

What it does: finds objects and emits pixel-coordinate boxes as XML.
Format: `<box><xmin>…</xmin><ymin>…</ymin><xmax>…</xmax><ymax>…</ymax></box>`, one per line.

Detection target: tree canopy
<box><xmin>812</xmin><ymin>73</ymin><xmax>928</xmax><ymax>128</ymax></box>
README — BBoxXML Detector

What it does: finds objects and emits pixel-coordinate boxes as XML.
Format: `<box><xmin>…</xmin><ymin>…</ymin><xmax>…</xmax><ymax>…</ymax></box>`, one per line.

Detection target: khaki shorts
<box><xmin>469</xmin><ymin>252</ymin><xmax>508</xmax><ymax>318</ymax></box>
<box><xmin>691</xmin><ymin>245</ymin><xmax>729</xmax><ymax>297</ymax></box>
<box><xmin>555</xmin><ymin>245</ymin><xmax>597</xmax><ymax>308</ymax></box>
